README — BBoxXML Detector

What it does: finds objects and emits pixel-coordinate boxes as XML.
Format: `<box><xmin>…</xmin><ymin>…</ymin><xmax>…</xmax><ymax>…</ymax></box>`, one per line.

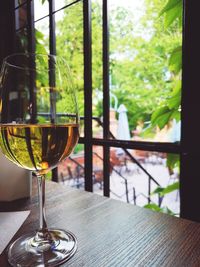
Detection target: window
<box><xmin>1</xmin><ymin>0</ymin><xmax>200</xmax><ymax>222</ymax></box>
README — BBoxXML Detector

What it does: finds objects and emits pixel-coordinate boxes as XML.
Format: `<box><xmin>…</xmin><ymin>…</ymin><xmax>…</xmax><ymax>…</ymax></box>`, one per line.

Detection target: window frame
<box><xmin>1</xmin><ymin>0</ymin><xmax>199</xmax><ymax>222</ymax></box>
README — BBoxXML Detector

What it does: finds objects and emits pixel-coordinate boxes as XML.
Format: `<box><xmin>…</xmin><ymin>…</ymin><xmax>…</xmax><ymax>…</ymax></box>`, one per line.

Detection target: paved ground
<box><xmin>61</xmin><ymin>158</ymin><xmax>180</xmax><ymax>216</ymax></box>
<box><xmin>109</xmin><ymin>161</ymin><xmax>179</xmax><ymax>214</ymax></box>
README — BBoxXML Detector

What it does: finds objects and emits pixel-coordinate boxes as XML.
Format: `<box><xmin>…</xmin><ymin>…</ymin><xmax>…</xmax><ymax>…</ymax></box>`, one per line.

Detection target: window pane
<box><xmin>91</xmin><ymin>0</ymin><xmax>182</xmax><ymax>142</ymax></box>
<box><xmin>58</xmin><ymin>144</ymin><xmax>85</xmax><ymax>189</ymax></box>
<box><xmin>34</xmin><ymin>0</ymin><xmax>49</xmax><ymax>22</ymax></box>
<box><xmin>108</xmin><ymin>148</ymin><xmax>180</xmax><ymax>215</ymax></box>
<box><xmin>35</xmin><ymin>16</ymin><xmax>49</xmax><ymax>54</ymax></box>
<box><xmin>56</xmin><ymin>2</ymin><xmax>84</xmax><ymax>137</ymax></box>
<box><xmin>92</xmin><ymin>0</ymin><xmax>103</xmax><ymax>138</ymax></box>
<box><xmin>55</xmin><ymin>0</ymin><xmax>79</xmax><ymax>12</ymax></box>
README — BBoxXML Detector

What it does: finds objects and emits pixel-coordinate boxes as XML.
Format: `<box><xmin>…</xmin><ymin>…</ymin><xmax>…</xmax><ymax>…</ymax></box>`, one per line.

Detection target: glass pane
<box><xmin>15</xmin><ymin>0</ymin><xmax>27</xmax><ymax>8</ymax></box>
<box><xmin>56</xmin><ymin>2</ymin><xmax>84</xmax><ymax>137</ymax></box>
<box><xmin>34</xmin><ymin>0</ymin><xmax>49</xmax><ymax>22</ymax></box>
<box><xmin>58</xmin><ymin>145</ymin><xmax>180</xmax><ymax>215</ymax></box>
<box><xmin>15</xmin><ymin>4</ymin><xmax>27</xmax><ymax>31</ymax></box>
<box><xmin>34</xmin><ymin>16</ymin><xmax>49</xmax><ymax>54</ymax></box>
<box><xmin>55</xmin><ymin>0</ymin><xmax>78</xmax><ymax>12</ymax></box>
<box><xmin>58</xmin><ymin>145</ymin><xmax>104</xmax><ymax>194</ymax></box>
<box><xmin>58</xmin><ymin>144</ymin><xmax>85</xmax><ymax>189</ymax></box>
<box><xmin>34</xmin><ymin>1</ymin><xmax>49</xmax><ymax>55</ymax></box>
<box><xmin>108</xmin><ymin>148</ymin><xmax>180</xmax><ymax>215</ymax></box>
<box><xmin>92</xmin><ymin>0</ymin><xmax>103</xmax><ymax>138</ymax></box>
<box><xmin>107</xmin><ymin>0</ymin><xmax>182</xmax><ymax>143</ymax></box>
<box><xmin>93</xmin><ymin>146</ymin><xmax>104</xmax><ymax>196</ymax></box>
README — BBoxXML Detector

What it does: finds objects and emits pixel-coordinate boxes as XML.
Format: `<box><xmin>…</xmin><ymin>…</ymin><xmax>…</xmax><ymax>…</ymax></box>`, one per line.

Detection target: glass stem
<box><xmin>37</xmin><ymin>174</ymin><xmax>47</xmax><ymax>231</ymax></box>
<box><xmin>31</xmin><ymin>174</ymin><xmax>53</xmax><ymax>246</ymax></box>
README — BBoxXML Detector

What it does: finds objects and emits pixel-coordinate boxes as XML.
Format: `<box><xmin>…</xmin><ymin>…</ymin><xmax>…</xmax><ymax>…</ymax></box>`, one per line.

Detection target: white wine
<box><xmin>0</xmin><ymin>124</ymin><xmax>79</xmax><ymax>174</ymax></box>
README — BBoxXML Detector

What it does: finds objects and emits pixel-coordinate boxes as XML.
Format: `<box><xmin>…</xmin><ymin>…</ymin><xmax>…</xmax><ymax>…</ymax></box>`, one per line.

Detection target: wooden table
<box><xmin>1</xmin><ymin>178</ymin><xmax>200</xmax><ymax>266</ymax></box>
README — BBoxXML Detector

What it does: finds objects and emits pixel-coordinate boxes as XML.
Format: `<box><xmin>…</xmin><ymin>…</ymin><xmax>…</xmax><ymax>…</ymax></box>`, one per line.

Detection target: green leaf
<box><xmin>37</xmin><ymin>116</ymin><xmax>47</xmax><ymax>123</ymax></box>
<box><xmin>161</xmin><ymin>207</ymin><xmax>176</xmax><ymax>215</ymax></box>
<box><xmin>140</xmin><ymin>124</ymin><xmax>156</xmax><ymax>139</ymax></box>
<box><xmin>168</xmin><ymin>46</ymin><xmax>182</xmax><ymax>74</ymax></box>
<box><xmin>36</xmin><ymin>43</ymin><xmax>47</xmax><ymax>54</ymax></box>
<box><xmin>160</xmin><ymin>0</ymin><xmax>182</xmax><ymax>16</ymax></box>
<box><xmin>35</xmin><ymin>28</ymin><xmax>47</xmax><ymax>55</ymax></box>
<box><xmin>170</xmin><ymin>109</ymin><xmax>180</xmax><ymax>121</ymax></box>
<box><xmin>144</xmin><ymin>203</ymin><xmax>175</xmax><ymax>215</ymax></box>
<box><xmin>168</xmin><ymin>80</ymin><xmax>181</xmax><ymax>109</ymax></box>
<box><xmin>151</xmin><ymin>181</ymin><xmax>179</xmax><ymax>196</ymax></box>
<box><xmin>167</xmin><ymin>153</ymin><xmax>180</xmax><ymax>169</ymax></box>
<box><xmin>151</xmin><ymin>106</ymin><xmax>173</xmax><ymax>129</ymax></box>
<box><xmin>168</xmin><ymin>94</ymin><xmax>181</xmax><ymax>110</ymax></box>
<box><xmin>35</xmin><ymin>29</ymin><xmax>44</xmax><ymax>40</ymax></box>
<box><xmin>160</xmin><ymin>181</ymin><xmax>179</xmax><ymax>196</ymax></box>
<box><xmin>164</xmin><ymin>1</ymin><xmax>182</xmax><ymax>28</ymax></box>
<box><xmin>151</xmin><ymin>186</ymin><xmax>164</xmax><ymax>195</ymax></box>
<box><xmin>144</xmin><ymin>203</ymin><xmax>162</xmax><ymax>212</ymax></box>
<box><xmin>171</xmin><ymin>80</ymin><xmax>181</xmax><ymax>96</ymax></box>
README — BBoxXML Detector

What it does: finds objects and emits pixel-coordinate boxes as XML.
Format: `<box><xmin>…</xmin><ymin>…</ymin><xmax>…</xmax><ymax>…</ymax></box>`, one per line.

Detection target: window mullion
<box><xmin>103</xmin><ymin>0</ymin><xmax>110</xmax><ymax>197</ymax></box>
<box><xmin>83</xmin><ymin>0</ymin><xmax>93</xmax><ymax>192</ymax></box>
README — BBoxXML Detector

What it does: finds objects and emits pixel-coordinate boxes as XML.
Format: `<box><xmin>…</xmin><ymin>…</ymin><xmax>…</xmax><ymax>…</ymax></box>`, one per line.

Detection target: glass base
<box><xmin>7</xmin><ymin>229</ymin><xmax>77</xmax><ymax>267</ymax></box>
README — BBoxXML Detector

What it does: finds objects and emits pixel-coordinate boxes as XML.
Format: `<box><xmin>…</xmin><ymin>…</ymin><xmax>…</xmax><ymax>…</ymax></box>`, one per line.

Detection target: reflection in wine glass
<box><xmin>0</xmin><ymin>53</ymin><xmax>79</xmax><ymax>266</ymax></box>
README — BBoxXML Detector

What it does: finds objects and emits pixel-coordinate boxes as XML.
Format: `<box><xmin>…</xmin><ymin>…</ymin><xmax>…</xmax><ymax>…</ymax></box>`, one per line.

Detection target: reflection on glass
<box><xmin>0</xmin><ymin>53</ymin><xmax>79</xmax><ymax>266</ymax></box>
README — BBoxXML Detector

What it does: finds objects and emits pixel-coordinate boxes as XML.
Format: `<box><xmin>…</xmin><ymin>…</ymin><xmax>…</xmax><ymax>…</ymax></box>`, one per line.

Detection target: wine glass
<box><xmin>0</xmin><ymin>53</ymin><xmax>79</xmax><ymax>266</ymax></box>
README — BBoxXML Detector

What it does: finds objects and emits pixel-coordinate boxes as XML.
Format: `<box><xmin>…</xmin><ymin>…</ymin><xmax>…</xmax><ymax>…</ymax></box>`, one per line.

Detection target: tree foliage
<box><xmin>150</xmin><ymin>0</ymin><xmax>182</xmax><ymax>129</ymax></box>
<box><xmin>56</xmin><ymin>2</ymin><xmax>84</xmax><ymax>115</ymax></box>
<box><xmin>35</xmin><ymin>0</ymin><xmax>182</xmax><ymax>214</ymax></box>
<box><xmin>109</xmin><ymin>0</ymin><xmax>181</xmax><ymax>130</ymax></box>
<box><xmin>36</xmin><ymin>0</ymin><xmax>182</xmax><ymax>134</ymax></box>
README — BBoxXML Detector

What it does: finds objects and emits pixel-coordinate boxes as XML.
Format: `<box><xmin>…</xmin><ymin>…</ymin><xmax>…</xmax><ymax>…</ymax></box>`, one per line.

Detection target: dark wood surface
<box><xmin>1</xmin><ymin>178</ymin><xmax>200</xmax><ymax>267</ymax></box>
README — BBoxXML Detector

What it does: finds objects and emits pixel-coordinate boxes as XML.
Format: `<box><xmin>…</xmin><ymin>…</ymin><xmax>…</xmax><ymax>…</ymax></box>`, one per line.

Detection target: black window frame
<box><xmin>0</xmin><ymin>0</ymin><xmax>199</xmax><ymax>222</ymax></box>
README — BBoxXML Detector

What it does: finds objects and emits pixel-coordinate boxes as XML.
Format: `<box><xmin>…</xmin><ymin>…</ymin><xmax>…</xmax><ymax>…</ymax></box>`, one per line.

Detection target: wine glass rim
<box><xmin>3</xmin><ymin>52</ymin><xmax>65</xmax><ymax>71</ymax></box>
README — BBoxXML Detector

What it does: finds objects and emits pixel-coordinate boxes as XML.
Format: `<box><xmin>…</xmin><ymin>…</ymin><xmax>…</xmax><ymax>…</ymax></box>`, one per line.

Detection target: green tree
<box><xmin>56</xmin><ymin>2</ymin><xmax>84</xmax><ymax>115</ymax></box>
<box><xmin>149</xmin><ymin>0</ymin><xmax>182</xmax><ymax>130</ymax></box>
<box><xmin>109</xmin><ymin>0</ymin><xmax>181</xmax><ymax>131</ymax></box>
<box><xmin>37</xmin><ymin>0</ymin><xmax>182</xmax><ymax>136</ymax></box>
